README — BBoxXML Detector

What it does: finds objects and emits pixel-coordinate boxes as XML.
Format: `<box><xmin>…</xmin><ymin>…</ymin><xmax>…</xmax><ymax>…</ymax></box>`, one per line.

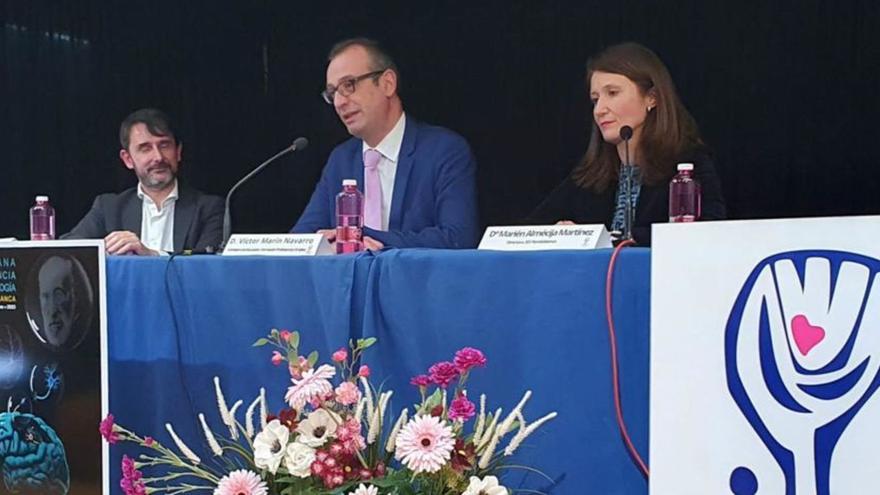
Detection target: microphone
<box><xmin>221</xmin><ymin>137</ymin><xmax>309</xmax><ymax>247</ymax></box>
<box><xmin>619</xmin><ymin>126</ymin><xmax>634</xmax><ymax>241</ymax></box>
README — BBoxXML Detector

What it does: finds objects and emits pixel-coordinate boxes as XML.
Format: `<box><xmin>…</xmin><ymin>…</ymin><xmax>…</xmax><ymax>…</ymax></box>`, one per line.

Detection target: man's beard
<box><xmin>140</xmin><ymin>162</ymin><xmax>176</xmax><ymax>189</ymax></box>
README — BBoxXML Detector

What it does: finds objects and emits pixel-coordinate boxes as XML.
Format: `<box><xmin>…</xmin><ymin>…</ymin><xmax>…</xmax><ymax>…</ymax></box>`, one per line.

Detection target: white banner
<box><xmin>651</xmin><ymin>217</ymin><xmax>880</xmax><ymax>495</ymax></box>
<box><xmin>478</xmin><ymin>224</ymin><xmax>611</xmax><ymax>251</ymax></box>
<box><xmin>222</xmin><ymin>233</ymin><xmax>333</xmax><ymax>256</ymax></box>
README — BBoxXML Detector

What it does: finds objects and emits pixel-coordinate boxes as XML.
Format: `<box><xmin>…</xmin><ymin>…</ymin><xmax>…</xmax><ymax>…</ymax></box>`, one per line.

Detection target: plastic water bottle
<box><xmin>30</xmin><ymin>195</ymin><xmax>56</xmax><ymax>240</ymax></box>
<box><xmin>335</xmin><ymin>179</ymin><xmax>364</xmax><ymax>254</ymax></box>
<box><xmin>669</xmin><ymin>163</ymin><xmax>701</xmax><ymax>222</ymax></box>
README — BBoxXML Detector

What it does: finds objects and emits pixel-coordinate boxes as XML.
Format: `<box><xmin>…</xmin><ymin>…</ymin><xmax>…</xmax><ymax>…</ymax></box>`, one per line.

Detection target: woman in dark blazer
<box><xmin>528</xmin><ymin>42</ymin><xmax>726</xmax><ymax>245</ymax></box>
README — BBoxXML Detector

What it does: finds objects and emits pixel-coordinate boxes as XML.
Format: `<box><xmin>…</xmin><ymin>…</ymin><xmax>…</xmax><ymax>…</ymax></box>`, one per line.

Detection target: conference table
<box><xmin>107</xmin><ymin>248</ymin><xmax>651</xmax><ymax>494</ymax></box>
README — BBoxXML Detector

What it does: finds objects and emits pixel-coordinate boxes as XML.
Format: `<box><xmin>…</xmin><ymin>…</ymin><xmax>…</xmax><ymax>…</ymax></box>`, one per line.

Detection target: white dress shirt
<box><xmin>137</xmin><ymin>181</ymin><xmax>179</xmax><ymax>253</ymax></box>
<box><xmin>362</xmin><ymin>112</ymin><xmax>406</xmax><ymax>231</ymax></box>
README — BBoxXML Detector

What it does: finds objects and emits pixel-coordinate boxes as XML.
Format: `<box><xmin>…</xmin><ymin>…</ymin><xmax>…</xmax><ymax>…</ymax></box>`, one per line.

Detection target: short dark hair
<box><xmin>328</xmin><ymin>37</ymin><xmax>399</xmax><ymax>79</ymax></box>
<box><xmin>119</xmin><ymin>108</ymin><xmax>178</xmax><ymax>150</ymax></box>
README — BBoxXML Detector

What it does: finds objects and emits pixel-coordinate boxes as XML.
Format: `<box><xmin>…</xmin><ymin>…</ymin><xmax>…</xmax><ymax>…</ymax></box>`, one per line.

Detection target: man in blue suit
<box><xmin>292</xmin><ymin>38</ymin><xmax>479</xmax><ymax>249</ymax></box>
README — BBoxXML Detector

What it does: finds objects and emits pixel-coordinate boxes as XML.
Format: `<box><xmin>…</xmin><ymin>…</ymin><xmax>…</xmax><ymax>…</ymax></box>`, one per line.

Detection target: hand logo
<box><xmin>725</xmin><ymin>251</ymin><xmax>880</xmax><ymax>495</ymax></box>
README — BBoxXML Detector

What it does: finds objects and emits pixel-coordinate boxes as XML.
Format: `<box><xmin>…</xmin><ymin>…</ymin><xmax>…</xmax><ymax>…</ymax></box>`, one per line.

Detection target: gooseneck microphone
<box><xmin>221</xmin><ymin>137</ymin><xmax>309</xmax><ymax>247</ymax></box>
<box><xmin>619</xmin><ymin>126</ymin><xmax>634</xmax><ymax>241</ymax></box>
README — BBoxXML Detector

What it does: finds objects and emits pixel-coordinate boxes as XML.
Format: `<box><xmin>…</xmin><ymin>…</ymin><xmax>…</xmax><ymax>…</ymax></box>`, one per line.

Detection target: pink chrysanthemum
<box><xmin>335</xmin><ymin>417</ymin><xmax>366</xmax><ymax>454</ymax></box>
<box><xmin>394</xmin><ymin>415</ymin><xmax>455</xmax><ymax>473</ymax></box>
<box><xmin>454</xmin><ymin>347</ymin><xmax>487</xmax><ymax>373</ymax></box>
<box><xmin>120</xmin><ymin>455</ymin><xmax>146</xmax><ymax>495</ymax></box>
<box><xmin>100</xmin><ymin>414</ymin><xmax>119</xmax><ymax>444</ymax></box>
<box><xmin>428</xmin><ymin>361</ymin><xmax>459</xmax><ymax>388</ymax></box>
<box><xmin>285</xmin><ymin>364</ymin><xmax>336</xmax><ymax>410</ymax></box>
<box><xmin>213</xmin><ymin>469</ymin><xmax>268</xmax><ymax>495</ymax></box>
<box><xmin>448</xmin><ymin>394</ymin><xmax>476</xmax><ymax>422</ymax></box>
<box><xmin>335</xmin><ymin>381</ymin><xmax>361</xmax><ymax>406</ymax></box>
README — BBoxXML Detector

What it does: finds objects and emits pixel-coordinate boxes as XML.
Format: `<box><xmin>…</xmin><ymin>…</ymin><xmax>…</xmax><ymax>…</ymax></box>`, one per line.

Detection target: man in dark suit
<box><xmin>292</xmin><ymin>38</ymin><xmax>478</xmax><ymax>249</ymax></box>
<box><xmin>64</xmin><ymin>108</ymin><xmax>223</xmax><ymax>254</ymax></box>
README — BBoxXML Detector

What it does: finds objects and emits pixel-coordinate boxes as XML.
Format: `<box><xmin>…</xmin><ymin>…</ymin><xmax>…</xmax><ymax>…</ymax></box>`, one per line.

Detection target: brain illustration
<box><xmin>0</xmin><ymin>411</ymin><xmax>69</xmax><ymax>495</ymax></box>
<box><xmin>0</xmin><ymin>324</ymin><xmax>25</xmax><ymax>390</ymax></box>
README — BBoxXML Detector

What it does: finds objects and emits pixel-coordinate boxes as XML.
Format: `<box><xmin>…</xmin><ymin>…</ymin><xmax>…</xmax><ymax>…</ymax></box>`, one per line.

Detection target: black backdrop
<box><xmin>3</xmin><ymin>1</ymin><xmax>879</xmax><ymax>239</ymax></box>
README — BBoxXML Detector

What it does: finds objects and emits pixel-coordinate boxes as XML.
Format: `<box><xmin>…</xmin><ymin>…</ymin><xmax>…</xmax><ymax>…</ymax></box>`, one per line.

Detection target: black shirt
<box><xmin>527</xmin><ymin>151</ymin><xmax>727</xmax><ymax>246</ymax></box>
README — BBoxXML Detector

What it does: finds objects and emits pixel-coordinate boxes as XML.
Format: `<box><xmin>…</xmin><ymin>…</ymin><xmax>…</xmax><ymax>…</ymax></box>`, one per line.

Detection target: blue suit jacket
<box><xmin>292</xmin><ymin>118</ymin><xmax>479</xmax><ymax>248</ymax></box>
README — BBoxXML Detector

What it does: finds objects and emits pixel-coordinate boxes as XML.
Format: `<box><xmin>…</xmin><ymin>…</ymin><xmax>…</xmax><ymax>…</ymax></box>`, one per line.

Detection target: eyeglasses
<box><xmin>321</xmin><ymin>70</ymin><xmax>386</xmax><ymax>104</ymax></box>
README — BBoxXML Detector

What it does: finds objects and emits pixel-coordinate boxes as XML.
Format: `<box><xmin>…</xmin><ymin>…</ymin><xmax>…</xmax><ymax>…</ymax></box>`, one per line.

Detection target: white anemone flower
<box><xmin>461</xmin><ymin>475</ymin><xmax>508</xmax><ymax>495</ymax></box>
<box><xmin>253</xmin><ymin>419</ymin><xmax>289</xmax><ymax>474</ymax></box>
<box><xmin>347</xmin><ymin>483</ymin><xmax>379</xmax><ymax>495</ymax></box>
<box><xmin>295</xmin><ymin>408</ymin><xmax>340</xmax><ymax>447</ymax></box>
<box><xmin>283</xmin><ymin>442</ymin><xmax>316</xmax><ymax>478</ymax></box>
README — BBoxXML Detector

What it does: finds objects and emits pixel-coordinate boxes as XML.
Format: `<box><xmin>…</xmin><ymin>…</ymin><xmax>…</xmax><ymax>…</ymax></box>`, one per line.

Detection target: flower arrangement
<box><xmin>101</xmin><ymin>329</ymin><xmax>556</xmax><ymax>495</ymax></box>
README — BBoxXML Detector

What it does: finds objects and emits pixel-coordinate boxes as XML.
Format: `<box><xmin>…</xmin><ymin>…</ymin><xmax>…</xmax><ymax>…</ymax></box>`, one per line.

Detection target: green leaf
<box><xmin>289</xmin><ymin>331</ymin><xmax>300</xmax><ymax>350</ymax></box>
<box><xmin>307</xmin><ymin>350</ymin><xmax>319</xmax><ymax>367</ymax></box>
<box><xmin>252</xmin><ymin>338</ymin><xmax>270</xmax><ymax>347</ymax></box>
<box><xmin>367</xmin><ymin>476</ymin><xmax>413</xmax><ymax>488</ymax></box>
<box><xmin>287</xmin><ymin>350</ymin><xmax>298</xmax><ymax>364</ymax></box>
<box><xmin>424</xmin><ymin>388</ymin><xmax>443</xmax><ymax>410</ymax></box>
<box><xmin>273</xmin><ymin>476</ymin><xmax>302</xmax><ymax>484</ymax></box>
<box><xmin>356</xmin><ymin>337</ymin><xmax>377</xmax><ymax>350</ymax></box>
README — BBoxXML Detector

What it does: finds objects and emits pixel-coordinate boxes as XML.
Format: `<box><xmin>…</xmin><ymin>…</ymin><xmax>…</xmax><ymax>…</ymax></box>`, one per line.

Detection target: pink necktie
<box><xmin>363</xmin><ymin>149</ymin><xmax>383</xmax><ymax>230</ymax></box>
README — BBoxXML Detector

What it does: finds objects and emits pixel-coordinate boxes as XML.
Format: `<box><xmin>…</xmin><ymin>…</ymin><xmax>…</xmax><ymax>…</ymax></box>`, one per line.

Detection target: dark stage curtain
<box><xmin>3</xmin><ymin>1</ymin><xmax>879</xmax><ymax>239</ymax></box>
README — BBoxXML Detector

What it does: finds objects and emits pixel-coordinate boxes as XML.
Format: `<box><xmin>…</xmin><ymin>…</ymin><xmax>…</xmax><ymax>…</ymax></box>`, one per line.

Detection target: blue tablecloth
<box><xmin>108</xmin><ymin>248</ymin><xmax>651</xmax><ymax>494</ymax></box>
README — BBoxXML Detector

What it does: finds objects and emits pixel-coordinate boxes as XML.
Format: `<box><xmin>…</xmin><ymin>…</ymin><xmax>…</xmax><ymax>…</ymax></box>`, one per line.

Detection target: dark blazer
<box><xmin>527</xmin><ymin>151</ymin><xmax>726</xmax><ymax>245</ymax></box>
<box><xmin>291</xmin><ymin>118</ymin><xmax>479</xmax><ymax>249</ymax></box>
<box><xmin>62</xmin><ymin>184</ymin><xmax>224</xmax><ymax>252</ymax></box>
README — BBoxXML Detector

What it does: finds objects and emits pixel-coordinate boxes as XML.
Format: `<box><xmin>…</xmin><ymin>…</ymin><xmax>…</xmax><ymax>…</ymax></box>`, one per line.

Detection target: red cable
<box><xmin>605</xmin><ymin>239</ymin><xmax>650</xmax><ymax>478</ymax></box>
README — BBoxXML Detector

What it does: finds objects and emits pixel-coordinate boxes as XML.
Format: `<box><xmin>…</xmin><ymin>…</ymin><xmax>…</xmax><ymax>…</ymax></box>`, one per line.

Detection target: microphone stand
<box><xmin>620</xmin><ymin>127</ymin><xmax>634</xmax><ymax>242</ymax></box>
<box><xmin>221</xmin><ymin>138</ymin><xmax>308</xmax><ymax>250</ymax></box>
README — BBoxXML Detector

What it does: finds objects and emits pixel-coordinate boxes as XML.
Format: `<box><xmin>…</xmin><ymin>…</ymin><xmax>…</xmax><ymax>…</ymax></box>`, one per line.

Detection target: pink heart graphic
<box><xmin>791</xmin><ymin>314</ymin><xmax>825</xmax><ymax>356</ymax></box>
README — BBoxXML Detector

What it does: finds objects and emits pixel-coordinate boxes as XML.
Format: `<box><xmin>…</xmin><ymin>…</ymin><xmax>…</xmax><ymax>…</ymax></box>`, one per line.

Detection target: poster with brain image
<box><xmin>0</xmin><ymin>240</ymin><xmax>106</xmax><ymax>495</ymax></box>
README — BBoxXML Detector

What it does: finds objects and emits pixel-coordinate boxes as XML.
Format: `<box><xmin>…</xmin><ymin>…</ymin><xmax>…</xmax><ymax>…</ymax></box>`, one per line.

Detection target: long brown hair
<box><xmin>573</xmin><ymin>42</ymin><xmax>703</xmax><ymax>191</ymax></box>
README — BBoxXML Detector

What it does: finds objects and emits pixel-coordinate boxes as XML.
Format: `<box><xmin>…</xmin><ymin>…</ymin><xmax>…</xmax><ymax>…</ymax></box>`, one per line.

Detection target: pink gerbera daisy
<box><xmin>213</xmin><ymin>469</ymin><xmax>268</xmax><ymax>495</ymax></box>
<box><xmin>285</xmin><ymin>364</ymin><xmax>336</xmax><ymax>410</ymax></box>
<box><xmin>394</xmin><ymin>415</ymin><xmax>455</xmax><ymax>473</ymax></box>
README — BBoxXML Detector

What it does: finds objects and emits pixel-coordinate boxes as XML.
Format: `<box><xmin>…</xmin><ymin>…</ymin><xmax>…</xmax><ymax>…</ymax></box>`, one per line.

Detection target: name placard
<box><xmin>221</xmin><ymin>234</ymin><xmax>333</xmax><ymax>256</ymax></box>
<box><xmin>478</xmin><ymin>224</ymin><xmax>612</xmax><ymax>251</ymax></box>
